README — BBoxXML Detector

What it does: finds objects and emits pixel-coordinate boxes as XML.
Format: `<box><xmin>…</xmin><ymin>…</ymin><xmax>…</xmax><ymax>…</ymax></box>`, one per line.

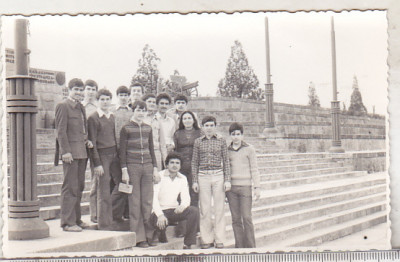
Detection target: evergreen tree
<box><xmin>308</xmin><ymin>82</ymin><xmax>321</xmax><ymax>107</ymax></box>
<box><xmin>217</xmin><ymin>40</ymin><xmax>262</xmax><ymax>100</ymax></box>
<box><xmin>348</xmin><ymin>75</ymin><xmax>367</xmax><ymax>116</ymax></box>
<box><xmin>131</xmin><ymin>44</ymin><xmax>161</xmax><ymax>94</ymax></box>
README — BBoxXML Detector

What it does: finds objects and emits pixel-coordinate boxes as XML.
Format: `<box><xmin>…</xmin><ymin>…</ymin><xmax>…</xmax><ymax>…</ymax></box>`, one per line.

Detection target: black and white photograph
<box><xmin>1</xmin><ymin>10</ymin><xmax>390</xmax><ymax>257</ymax></box>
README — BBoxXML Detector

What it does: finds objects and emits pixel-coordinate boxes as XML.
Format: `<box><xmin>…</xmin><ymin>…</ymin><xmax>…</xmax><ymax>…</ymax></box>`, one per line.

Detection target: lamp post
<box><xmin>329</xmin><ymin>17</ymin><xmax>345</xmax><ymax>153</ymax></box>
<box><xmin>263</xmin><ymin>16</ymin><xmax>278</xmax><ymax>136</ymax></box>
<box><xmin>7</xmin><ymin>19</ymin><xmax>49</xmax><ymax>240</ymax></box>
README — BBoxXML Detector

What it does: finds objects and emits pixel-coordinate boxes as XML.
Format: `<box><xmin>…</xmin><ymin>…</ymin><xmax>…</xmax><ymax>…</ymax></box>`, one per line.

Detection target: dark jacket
<box><xmin>54</xmin><ymin>98</ymin><xmax>88</xmax><ymax>165</ymax></box>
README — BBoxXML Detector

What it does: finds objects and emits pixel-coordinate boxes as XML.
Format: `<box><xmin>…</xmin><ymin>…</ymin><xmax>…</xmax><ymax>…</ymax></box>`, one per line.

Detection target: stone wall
<box><xmin>188</xmin><ymin>97</ymin><xmax>386</xmax><ymax>152</ymax></box>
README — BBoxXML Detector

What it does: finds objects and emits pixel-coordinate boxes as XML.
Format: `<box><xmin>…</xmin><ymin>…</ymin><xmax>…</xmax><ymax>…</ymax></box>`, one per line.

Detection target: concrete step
<box><xmin>147</xmin><ymin>177</ymin><xmax>386</xmax><ymax>250</ymax></box>
<box><xmin>254</xmin><ymin>173</ymin><xmax>385</xmax><ymax>208</ymax></box>
<box><xmin>271</xmin><ymin>211</ymin><xmax>387</xmax><ymax>248</ymax></box>
<box><xmin>225</xmin><ymin>184</ymin><xmax>386</xmax><ymax>222</ymax></box>
<box><xmin>40</xmin><ymin>202</ymin><xmax>90</xmax><ymax>221</ymax></box>
<box><xmin>38</xmin><ymin>181</ymin><xmax>91</xmax><ymax>195</ymax></box>
<box><xmin>224</xmin><ymin>193</ymin><xmax>386</xmax><ymax>240</ymax></box>
<box><xmin>225</xmin><ymin>201</ymin><xmax>386</xmax><ymax>248</ymax></box>
<box><xmin>148</xmin><ymin>198</ymin><xmax>387</xmax><ymax>250</ymax></box>
<box><xmin>257</xmin><ymin>157</ymin><xmax>335</xmax><ymax>167</ymax></box>
<box><xmin>258</xmin><ymin>162</ymin><xmax>345</xmax><ymax>174</ymax></box>
<box><xmin>260</xmin><ymin>171</ymin><xmax>366</xmax><ymax>190</ymax></box>
<box><xmin>256</xmin><ymin>152</ymin><xmax>332</xmax><ymax>161</ymax></box>
<box><xmin>260</xmin><ymin>166</ymin><xmax>352</xmax><ymax>181</ymax></box>
<box><xmin>6</xmin><ymin>215</ymin><xmax>136</xmax><ymax>255</ymax></box>
<box><xmin>37</xmin><ymin>162</ymin><xmax>63</xmax><ymax>174</ymax></box>
<box><xmin>37</xmin><ymin>170</ymin><xmax>91</xmax><ymax>184</ymax></box>
<box><xmin>39</xmin><ymin>191</ymin><xmax>90</xmax><ymax>207</ymax></box>
<box><xmin>37</xmin><ymin>148</ymin><xmax>56</xmax><ymax>162</ymax></box>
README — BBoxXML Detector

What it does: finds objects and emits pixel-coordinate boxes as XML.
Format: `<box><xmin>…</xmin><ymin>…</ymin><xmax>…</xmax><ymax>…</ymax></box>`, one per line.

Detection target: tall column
<box><xmin>7</xmin><ymin>19</ymin><xmax>49</xmax><ymax>240</ymax></box>
<box><xmin>263</xmin><ymin>17</ymin><xmax>277</xmax><ymax>136</ymax></box>
<box><xmin>329</xmin><ymin>17</ymin><xmax>345</xmax><ymax>153</ymax></box>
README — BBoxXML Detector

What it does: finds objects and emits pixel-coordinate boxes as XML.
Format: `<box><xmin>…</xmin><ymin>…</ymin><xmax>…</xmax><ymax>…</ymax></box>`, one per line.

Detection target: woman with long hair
<box><xmin>173</xmin><ymin>110</ymin><xmax>202</xmax><ymax>237</ymax></box>
<box><xmin>173</xmin><ymin>110</ymin><xmax>202</xmax><ymax>207</ymax></box>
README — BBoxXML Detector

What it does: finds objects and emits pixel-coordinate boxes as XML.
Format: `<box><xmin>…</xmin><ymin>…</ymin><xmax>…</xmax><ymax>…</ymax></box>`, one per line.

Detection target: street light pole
<box><xmin>7</xmin><ymin>19</ymin><xmax>49</xmax><ymax>240</ymax></box>
<box><xmin>263</xmin><ymin>16</ymin><xmax>277</xmax><ymax>136</ymax></box>
<box><xmin>329</xmin><ymin>16</ymin><xmax>345</xmax><ymax>153</ymax></box>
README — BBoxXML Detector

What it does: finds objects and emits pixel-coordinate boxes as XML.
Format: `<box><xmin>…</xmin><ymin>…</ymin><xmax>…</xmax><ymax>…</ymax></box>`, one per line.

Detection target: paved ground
<box><xmin>3</xmin><ymin>215</ymin><xmax>135</xmax><ymax>258</ymax></box>
<box><xmin>3</xmin><ymin>214</ymin><xmax>389</xmax><ymax>258</ymax></box>
<box><xmin>315</xmin><ymin>223</ymin><xmax>390</xmax><ymax>251</ymax></box>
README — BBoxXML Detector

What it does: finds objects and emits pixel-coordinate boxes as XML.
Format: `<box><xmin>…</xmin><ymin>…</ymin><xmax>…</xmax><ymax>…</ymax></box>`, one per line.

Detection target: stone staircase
<box><xmin>147</xmin><ymin>153</ymin><xmax>387</xmax><ymax>250</ymax></box>
<box><xmin>8</xmin><ymin>129</ymin><xmax>387</xmax><ymax>250</ymax></box>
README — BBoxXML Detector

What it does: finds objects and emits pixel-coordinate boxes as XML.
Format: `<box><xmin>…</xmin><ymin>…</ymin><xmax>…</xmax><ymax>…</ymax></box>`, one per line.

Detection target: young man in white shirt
<box><xmin>149</xmin><ymin>152</ymin><xmax>199</xmax><ymax>249</ymax></box>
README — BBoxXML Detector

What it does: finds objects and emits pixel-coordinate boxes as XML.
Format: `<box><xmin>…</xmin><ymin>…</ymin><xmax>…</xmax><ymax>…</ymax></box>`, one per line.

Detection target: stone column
<box><xmin>265</xmin><ymin>83</ymin><xmax>275</xmax><ymax>128</ymax></box>
<box><xmin>263</xmin><ymin>17</ymin><xmax>278</xmax><ymax>136</ymax></box>
<box><xmin>7</xmin><ymin>19</ymin><xmax>49</xmax><ymax>240</ymax></box>
<box><xmin>329</xmin><ymin>101</ymin><xmax>344</xmax><ymax>153</ymax></box>
<box><xmin>329</xmin><ymin>17</ymin><xmax>345</xmax><ymax>153</ymax></box>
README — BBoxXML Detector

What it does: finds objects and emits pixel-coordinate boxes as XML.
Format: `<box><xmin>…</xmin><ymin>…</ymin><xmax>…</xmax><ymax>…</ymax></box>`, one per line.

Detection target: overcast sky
<box><xmin>2</xmin><ymin>11</ymin><xmax>387</xmax><ymax>114</ymax></box>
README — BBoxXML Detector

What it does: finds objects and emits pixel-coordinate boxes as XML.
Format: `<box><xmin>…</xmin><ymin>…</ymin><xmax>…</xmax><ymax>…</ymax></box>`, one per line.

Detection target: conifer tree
<box><xmin>131</xmin><ymin>44</ymin><xmax>161</xmax><ymax>94</ymax></box>
<box><xmin>218</xmin><ymin>40</ymin><xmax>262</xmax><ymax>100</ymax></box>
<box><xmin>308</xmin><ymin>82</ymin><xmax>321</xmax><ymax>107</ymax></box>
<box><xmin>348</xmin><ymin>76</ymin><xmax>367</xmax><ymax>116</ymax></box>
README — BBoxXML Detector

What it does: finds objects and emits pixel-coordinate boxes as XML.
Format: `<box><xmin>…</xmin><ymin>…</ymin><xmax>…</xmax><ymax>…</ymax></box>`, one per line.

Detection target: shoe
<box><xmin>63</xmin><ymin>225</ymin><xmax>82</xmax><ymax>232</ymax></box>
<box><xmin>215</xmin><ymin>243</ymin><xmax>224</xmax><ymax>249</ymax></box>
<box><xmin>183</xmin><ymin>244</ymin><xmax>195</xmax><ymax>249</ymax></box>
<box><xmin>147</xmin><ymin>238</ymin><xmax>157</xmax><ymax>247</ymax></box>
<box><xmin>136</xmin><ymin>241</ymin><xmax>149</xmax><ymax>248</ymax></box>
<box><xmin>159</xmin><ymin>230</ymin><xmax>168</xmax><ymax>243</ymax></box>
<box><xmin>78</xmin><ymin>221</ymin><xmax>90</xmax><ymax>229</ymax></box>
<box><xmin>91</xmin><ymin>217</ymin><xmax>98</xmax><ymax>223</ymax></box>
<box><xmin>201</xmin><ymin>243</ymin><xmax>213</xmax><ymax>249</ymax></box>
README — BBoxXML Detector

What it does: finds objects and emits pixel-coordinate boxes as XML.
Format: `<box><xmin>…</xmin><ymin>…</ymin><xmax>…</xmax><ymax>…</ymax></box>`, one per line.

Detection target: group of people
<box><xmin>54</xmin><ymin>78</ymin><xmax>261</xmax><ymax>250</ymax></box>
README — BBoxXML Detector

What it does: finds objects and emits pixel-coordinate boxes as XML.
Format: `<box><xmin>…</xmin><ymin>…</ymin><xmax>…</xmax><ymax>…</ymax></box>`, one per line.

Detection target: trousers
<box><xmin>198</xmin><ymin>171</ymin><xmax>226</xmax><ymax>244</ymax></box>
<box><xmin>96</xmin><ymin>152</ymin><xmax>120</xmax><ymax>230</ymax></box>
<box><xmin>127</xmin><ymin>163</ymin><xmax>154</xmax><ymax>240</ymax></box>
<box><xmin>149</xmin><ymin>207</ymin><xmax>199</xmax><ymax>246</ymax></box>
<box><xmin>60</xmin><ymin>158</ymin><xmax>87</xmax><ymax>227</ymax></box>
<box><xmin>226</xmin><ymin>185</ymin><xmax>256</xmax><ymax>248</ymax></box>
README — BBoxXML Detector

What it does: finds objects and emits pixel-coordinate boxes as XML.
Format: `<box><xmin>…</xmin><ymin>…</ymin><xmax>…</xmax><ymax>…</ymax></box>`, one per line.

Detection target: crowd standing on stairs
<box><xmin>54</xmin><ymin>78</ymin><xmax>260</xmax><ymax>249</ymax></box>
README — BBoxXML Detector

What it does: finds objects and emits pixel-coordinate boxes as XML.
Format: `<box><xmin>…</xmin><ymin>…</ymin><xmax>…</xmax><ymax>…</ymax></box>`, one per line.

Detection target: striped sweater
<box><xmin>119</xmin><ymin>120</ymin><xmax>157</xmax><ymax>168</ymax></box>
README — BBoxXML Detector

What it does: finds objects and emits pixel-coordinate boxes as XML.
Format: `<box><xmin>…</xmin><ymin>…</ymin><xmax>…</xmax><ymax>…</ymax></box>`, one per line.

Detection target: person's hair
<box><xmin>174</xmin><ymin>94</ymin><xmax>188</xmax><ymax>104</ymax></box>
<box><xmin>116</xmin><ymin>85</ymin><xmax>130</xmax><ymax>95</ymax></box>
<box><xmin>142</xmin><ymin>93</ymin><xmax>156</xmax><ymax>102</ymax></box>
<box><xmin>165</xmin><ymin>152</ymin><xmax>182</xmax><ymax>166</ymax></box>
<box><xmin>229</xmin><ymin>122</ymin><xmax>244</xmax><ymax>134</ymax></box>
<box><xmin>84</xmin><ymin>79</ymin><xmax>98</xmax><ymax>90</ymax></box>
<box><xmin>156</xmin><ymin>93</ymin><xmax>172</xmax><ymax>105</ymax></box>
<box><xmin>201</xmin><ymin>115</ymin><xmax>217</xmax><ymax>126</ymax></box>
<box><xmin>130</xmin><ymin>82</ymin><xmax>144</xmax><ymax>94</ymax></box>
<box><xmin>68</xmin><ymin>78</ymin><xmax>84</xmax><ymax>89</ymax></box>
<box><xmin>130</xmin><ymin>100</ymin><xmax>147</xmax><ymax>112</ymax></box>
<box><xmin>178</xmin><ymin>111</ymin><xmax>200</xmax><ymax>130</ymax></box>
<box><xmin>96</xmin><ymin>88</ymin><xmax>112</xmax><ymax>100</ymax></box>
